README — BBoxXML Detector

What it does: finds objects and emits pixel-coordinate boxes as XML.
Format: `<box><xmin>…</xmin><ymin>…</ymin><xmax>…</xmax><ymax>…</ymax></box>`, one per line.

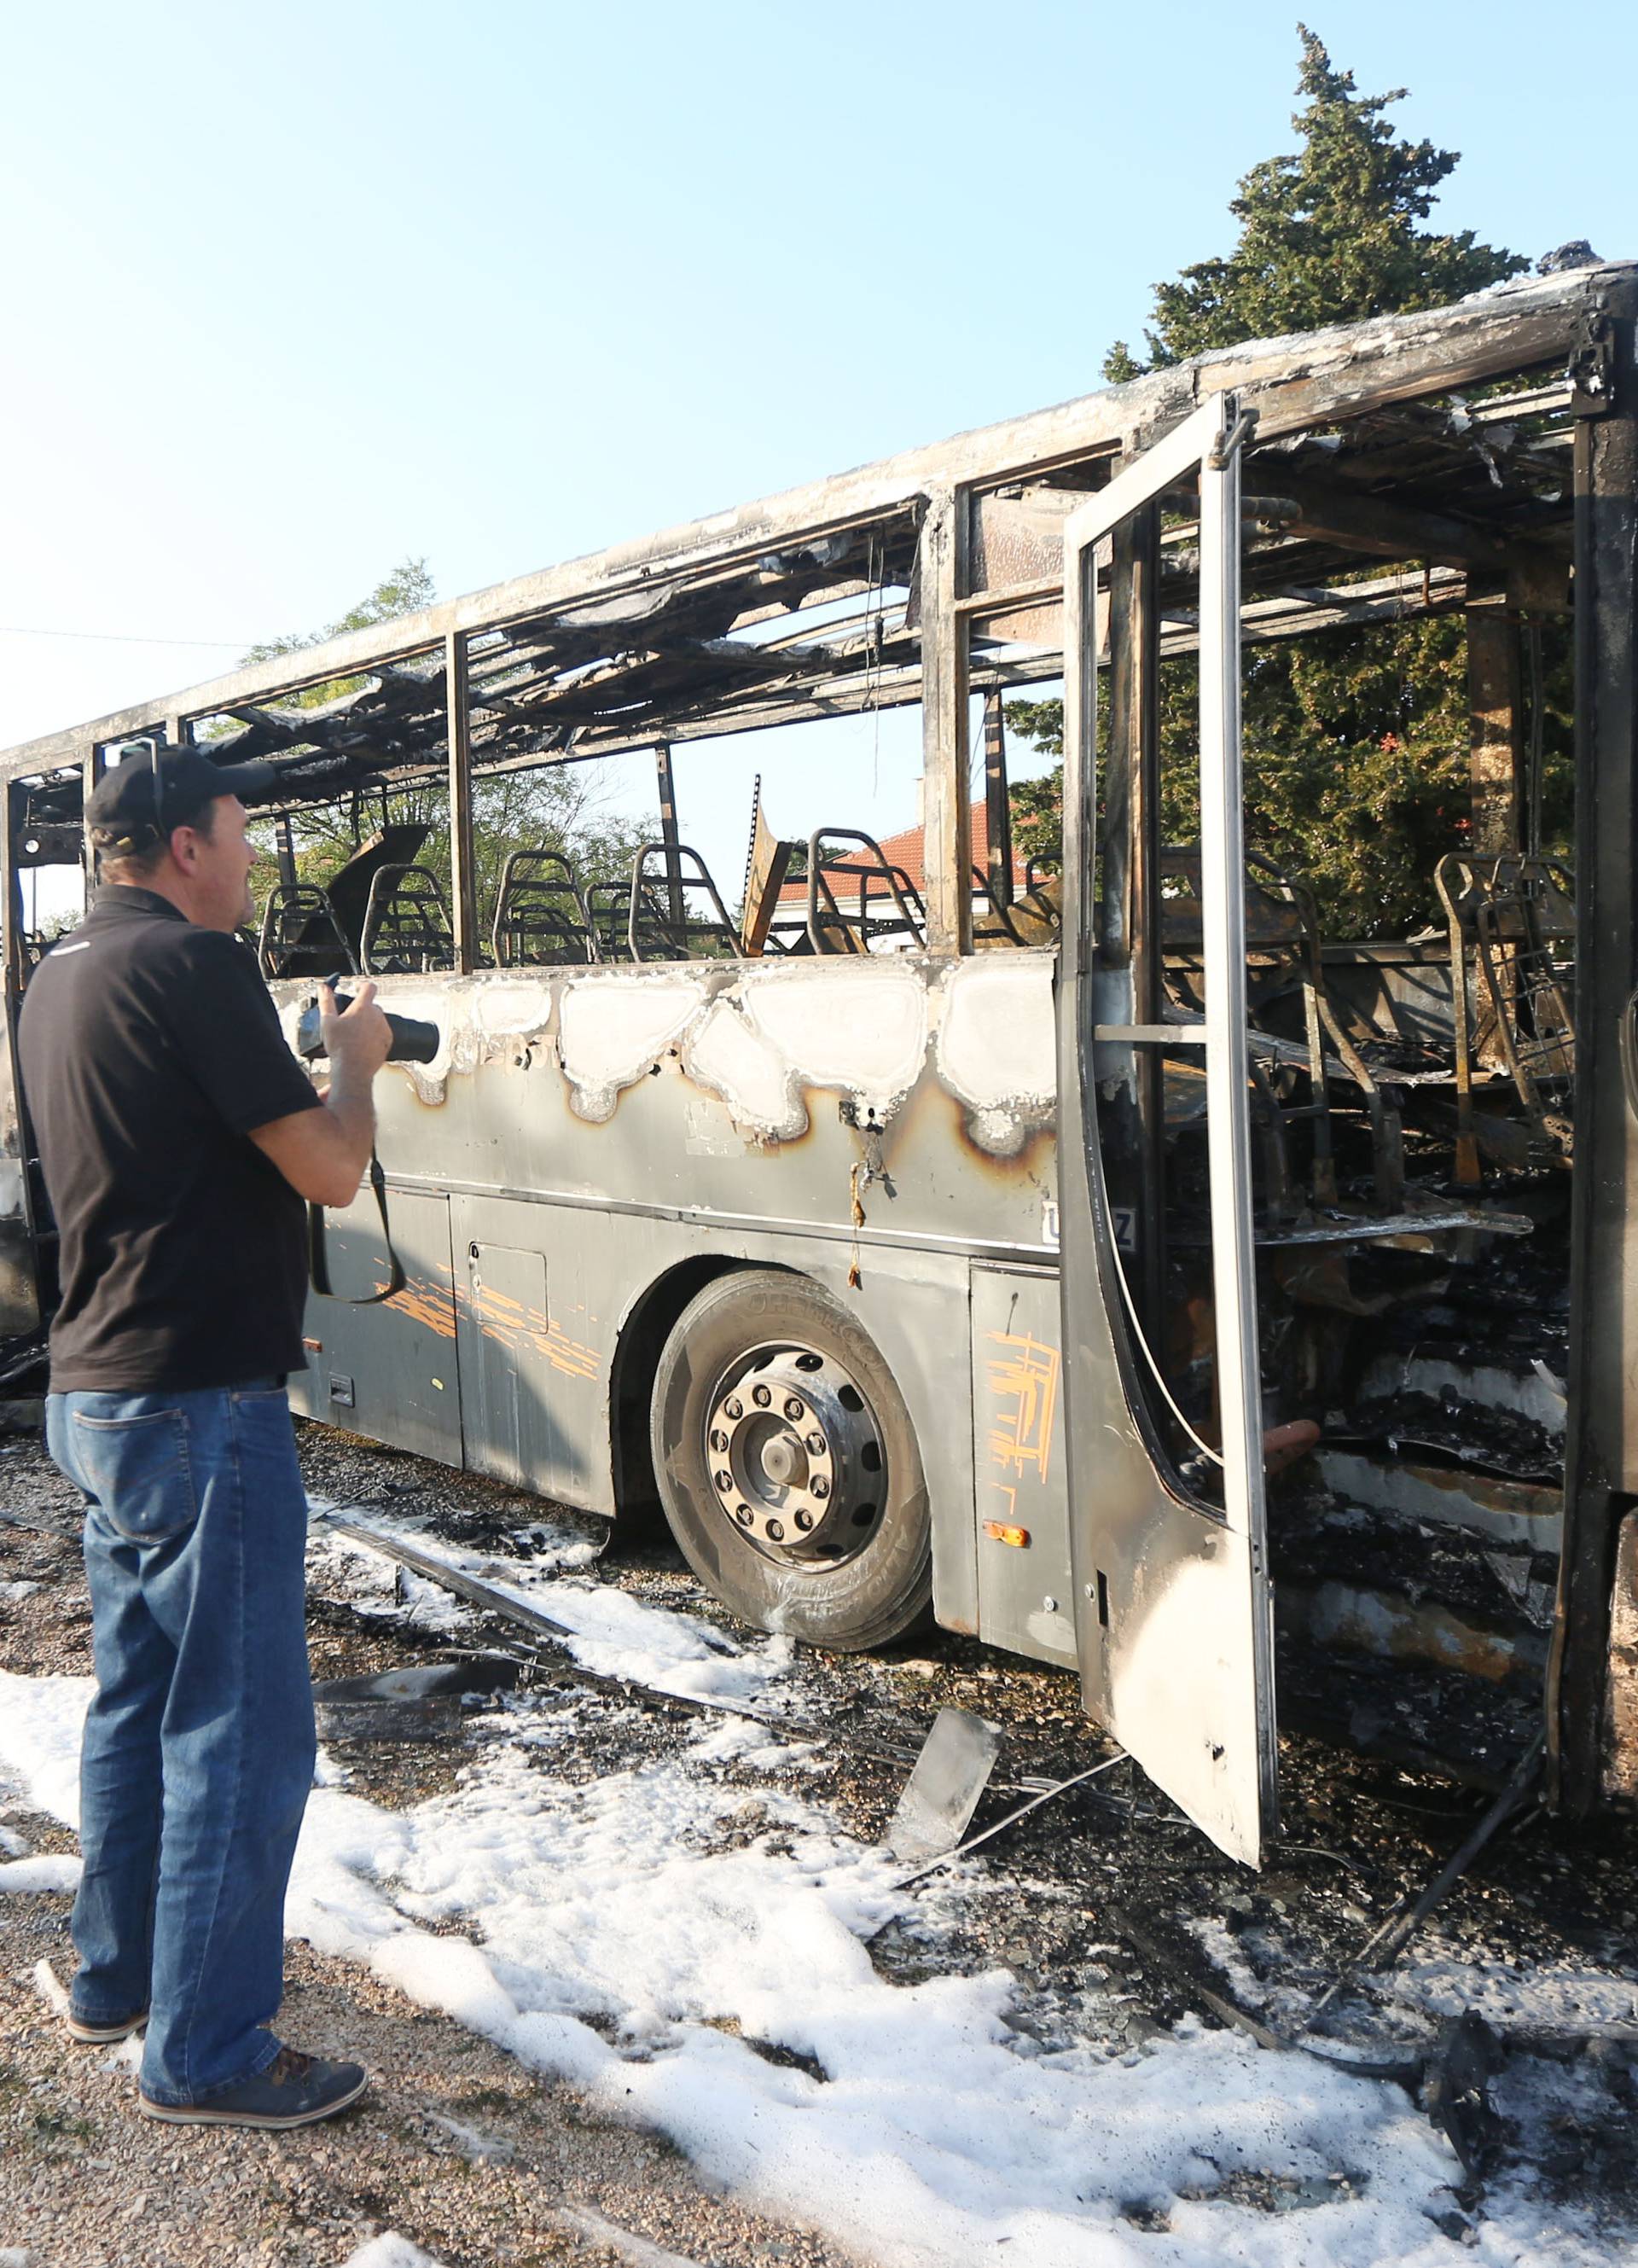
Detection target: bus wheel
<box><xmin>649</xmin><ymin>1271</ymin><xmax>932</xmax><ymax>1652</ymax></box>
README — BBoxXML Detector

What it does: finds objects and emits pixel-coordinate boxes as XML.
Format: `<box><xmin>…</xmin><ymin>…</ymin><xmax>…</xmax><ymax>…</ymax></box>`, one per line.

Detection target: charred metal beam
<box><xmin>1099</xmin><ymin>499</ymin><xmax>1166</xmax><ymax>1339</ymax></box>
<box><xmin>1241</xmin><ymin>280</ymin><xmax>1594</xmax><ymax>441</ymax></box>
<box><xmin>919</xmin><ymin>488</ymin><xmax>971</xmax><ymax>954</ymax></box>
<box><xmin>445</xmin><ymin>631</ymin><xmax>477</xmax><ymax>974</ymax></box>
<box><xmin>1556</xmin><ymin>279</ymin><xmax>1638</xmax><ymax>1816</ymax></box>
<box><xmin>2</xmin><ymin>786</ymin><xmax>27</xmax><ymax>1004</ymax></box>
<box><xmin>235</xmin><ymin>564</ymin><xmax>1485</xmax><ymax>805</ymax></box>
<box><xmin>654</xmin><ymin>744</ymin><xmax>683</xmax><ymax>930</ymax></box>
<box><xmin>981</xmin><ymin>689</ymin><xmax>1013</xmax><ymax>910</ymax></box>
<box><xmin>1272</xmin><ymin>475</ymin><xmax>1525</xmax><ymax>571</ymax></box>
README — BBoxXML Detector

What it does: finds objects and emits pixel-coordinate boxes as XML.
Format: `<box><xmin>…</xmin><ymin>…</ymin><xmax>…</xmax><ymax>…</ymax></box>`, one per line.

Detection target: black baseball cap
<box><xmin>86</xmin><ymin>743</ymin><xmax>277</xmax><ymax>854</ymax></box>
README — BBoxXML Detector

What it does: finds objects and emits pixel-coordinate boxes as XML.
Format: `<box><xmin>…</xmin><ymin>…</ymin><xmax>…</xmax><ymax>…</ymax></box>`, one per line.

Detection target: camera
<box><xmin>295</xmin><ymin>978</ymin><xmax>440</xmax><ymax>1066</ymax></box>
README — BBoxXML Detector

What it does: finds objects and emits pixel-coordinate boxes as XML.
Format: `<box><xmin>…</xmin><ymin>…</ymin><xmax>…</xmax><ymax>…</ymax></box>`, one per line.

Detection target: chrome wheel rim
<box><xmin>703</xmin><ymin>1340</ymin><xmax>886</xmax><ymax>1565</ymax></box>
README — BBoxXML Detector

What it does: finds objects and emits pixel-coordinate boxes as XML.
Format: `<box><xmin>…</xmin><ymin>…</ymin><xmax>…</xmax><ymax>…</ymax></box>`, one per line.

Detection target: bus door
<box><xmin>1056</xmin><ymin>392</ymin><xmax>1278</xmax><ymax>1867</ymax></box>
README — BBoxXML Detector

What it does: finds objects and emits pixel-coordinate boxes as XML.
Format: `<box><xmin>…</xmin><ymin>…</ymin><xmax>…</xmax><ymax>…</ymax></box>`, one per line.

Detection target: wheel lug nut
<box><xmin>725</xmin><ymin>1398</ymin><xmax>742</xmax><ymax>1420</ymax></box>
<box><xmin>805</xmin><ymin>1432</ymin><xmax>826</xmax><ymax>1456</ymax></box>
<box><xmin>735</xmin><ymin>1504</ymin><xmax>753</xmax><ymax>1526</ymax></box>
<box><xmin>752</xmin><ymin>1384</ymin><xmax>771</xmax><ymax>1408</ymax></box>
<box><xmin>765</xmin><ymin>1519</ymin><xmax>785</xmax><ymax>1542</ymax></box>
<box><xmin>709</xmin><ymin>1428</ymin><xmax>728</xmax><ymax>1452</ymax></box>
<box><xmin>714</xmin><ymin>1470</ymin><xmax>732</xmax><ymax>1493</ymax></box>
<box><xmin>810</xmin><ymin>1476</ymin><xmax>830</xmax><ymax>1500</ymax></box>
<box><xmin>794</xmin><ymin>1509</ymin><xmax>814</xmax><ymax>1532</ymax></box>
<box><xmin>783</xmin><ymin>1397</ymin><xmax>804</xmax><ymax>1421</ymax></box>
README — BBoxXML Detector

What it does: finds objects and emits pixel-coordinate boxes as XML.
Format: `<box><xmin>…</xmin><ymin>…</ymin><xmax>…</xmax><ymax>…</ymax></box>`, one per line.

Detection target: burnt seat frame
<box><xmin>584</xmin><ymin>878</ymin><xmax>634</xmax><ymax>962</ymax></box>
<box><xmin>1159</xmin><ymin>846</ymin><xmax>1404</xmax><ymax>1218</ymax></box>
<box><xmin>360</xmin><ymin>864</ymin><xmax>456</xmax><ymax>975</ymax></box>
<box><xmin>491</xmin><ymin>847</ymin><xmax>600</xmax><ymax>968</ymax></box>
<box><xmin>625</xmin><ymin>843</ymin><xmax>741</xmax><ymax>963</ymax></box>
<box><xmin>1438</xmin><ymin>851</ymin><xmax>1577</xmax><ymax>1178</ymax></box>
<box><xmin>804</xmin><ymin>829</ymin><xmax>926</xmax><ymax>955</ymax></box>
<box><xmin>971</xmin><ymin>864</ymin><xmax>1031</xmax><ymax>949</ymax></box>
<box><xmin>257</xmin><ymin>881</ymin><xmax>358</xmax><ymax>980</ymax></box>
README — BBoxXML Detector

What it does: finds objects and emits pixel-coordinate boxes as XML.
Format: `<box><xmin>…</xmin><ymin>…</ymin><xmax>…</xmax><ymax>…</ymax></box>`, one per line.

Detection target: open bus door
<box><xmin>1056</xmin><ymin>393</ymin><xmax>1278</xmax><ymax>1867</ymax></box>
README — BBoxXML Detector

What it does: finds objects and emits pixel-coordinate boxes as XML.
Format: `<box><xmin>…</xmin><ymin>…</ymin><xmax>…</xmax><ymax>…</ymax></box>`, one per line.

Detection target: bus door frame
<box><xmin>1056</xmin><ymin>389</ymin><xmax>1279</xmax><ymax>1867</ymax></box>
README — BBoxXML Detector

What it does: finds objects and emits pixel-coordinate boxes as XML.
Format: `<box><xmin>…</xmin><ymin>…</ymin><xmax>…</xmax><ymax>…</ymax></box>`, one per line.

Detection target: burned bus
<box><xmin>3</xmin><ymin>263</ymin><xmax>1635</xmax><ymax>1868</ymax></box>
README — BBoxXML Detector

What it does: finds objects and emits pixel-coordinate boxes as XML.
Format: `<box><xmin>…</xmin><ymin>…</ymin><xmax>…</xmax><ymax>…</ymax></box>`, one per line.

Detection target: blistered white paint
<box><xmin>740</xmin><ymin>964</ymin><xmax>928</xmax><ymax>1125</ymax></box>
<box><xmin>558</xmin><ymin>974</ymin><xmax>708</xmax><ymax>1123</ymax></box>
<box><xmin>682</xmin><ymin>999</ymin><xmax>806</xmax><ymax>1140</ymax></box>
<box><xmin>936</xmin><ymin>957</ymin><xmax>1056</xmax><ymax>1151</ymax></box>
<box><xmin>272</xmin><ymin>955</ymin><xmax>1053</xmax><ymax>1152</ymax></box>
<box><xmin>470</xmin><ymin>980</ymin><xmax>556</xmax><ymax>1037</ymax></box>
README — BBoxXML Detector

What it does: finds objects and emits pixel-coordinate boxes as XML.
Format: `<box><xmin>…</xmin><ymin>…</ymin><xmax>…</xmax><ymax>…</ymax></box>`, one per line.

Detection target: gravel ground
<box><xmin>1</xmin><ymin>1889</ymin><xmax>845</xmax><ymax>2268</ymax></box>
<box><xmin>0</xmin><ymin>1436</ymin><xmax>851</xmax><ymax>2268</ymax></box>
<box><xmin>6</xmin><ymin>1414</ymin><xmax>1638</xmax><ymax>2261</ymax></box>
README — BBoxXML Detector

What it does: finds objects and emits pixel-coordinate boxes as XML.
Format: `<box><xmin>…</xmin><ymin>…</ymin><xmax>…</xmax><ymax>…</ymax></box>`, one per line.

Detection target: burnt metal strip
<box><xmin>1556</xmin><ymin>276</ymin><xmax>1638</xmax><ymax>1814</ymax></box>
<box><xmin>380</xmin><ymin>1168</ymin><xmax>1062</xmax><ymax>1270</ymax></box>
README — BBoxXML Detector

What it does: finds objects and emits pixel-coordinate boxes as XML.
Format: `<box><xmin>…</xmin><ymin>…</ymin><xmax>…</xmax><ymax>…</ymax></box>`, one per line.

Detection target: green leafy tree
<box><xmin>242</xmin><ymin>557</ymin><xmax>438</xmax><ymax>679</ymax></box>
<box><xmin>1012</xmin><ymin>28</ymin><xmax>1549</xmax><ymax>937</ymax></box>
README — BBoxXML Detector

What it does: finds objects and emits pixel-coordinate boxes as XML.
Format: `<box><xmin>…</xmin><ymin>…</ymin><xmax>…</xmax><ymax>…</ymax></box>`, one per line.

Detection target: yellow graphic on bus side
<box><xmin>985</xmin><ymin>1330</ymin><xmax>1060</xmax><ymax>1484</ymax></box>
<box><xmin>471</xmin><ymin>1282</ymin><xmax>600</xmax><ymax>1382</ymax></box>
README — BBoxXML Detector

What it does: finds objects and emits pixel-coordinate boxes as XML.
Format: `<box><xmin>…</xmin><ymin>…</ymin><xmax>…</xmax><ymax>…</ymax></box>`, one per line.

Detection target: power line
<box><xmin>0</xmin><ymin>623</ymin><xmax>251</xmax><ymax>651</ymax></box>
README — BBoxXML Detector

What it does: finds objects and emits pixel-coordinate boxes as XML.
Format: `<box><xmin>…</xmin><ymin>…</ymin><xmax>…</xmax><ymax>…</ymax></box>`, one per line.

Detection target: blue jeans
<box><xmin>45</xmin><ymin>1381</ymin><xmax>316</xmax><ymax>2107</ymax></box>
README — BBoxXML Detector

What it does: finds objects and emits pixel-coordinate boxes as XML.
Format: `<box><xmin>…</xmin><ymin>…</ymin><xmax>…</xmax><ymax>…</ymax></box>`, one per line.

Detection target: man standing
<box><xmin>19</xmin><ymin>744</ymin><xmax>392</xmax><ymax>2130</ymax></box>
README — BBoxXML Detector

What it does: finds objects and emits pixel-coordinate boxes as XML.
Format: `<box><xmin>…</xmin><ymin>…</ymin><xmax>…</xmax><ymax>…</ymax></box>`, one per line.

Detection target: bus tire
<box><xmin>649</xmin><ymin>1270</ymin><xmax>933</xmax><ymax>1652</ymax></box>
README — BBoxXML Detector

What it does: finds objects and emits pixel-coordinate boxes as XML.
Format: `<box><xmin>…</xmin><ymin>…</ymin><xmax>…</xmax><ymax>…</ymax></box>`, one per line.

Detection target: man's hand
<box><xmin>319</xmin><ymin>980</ymin><xmax>393</xmax><ymax>1079</ymax></box>
<box><xmin>251</xmin><ymin>982</ymin><xmax>394</xmax><ymax>1207</ymax></box>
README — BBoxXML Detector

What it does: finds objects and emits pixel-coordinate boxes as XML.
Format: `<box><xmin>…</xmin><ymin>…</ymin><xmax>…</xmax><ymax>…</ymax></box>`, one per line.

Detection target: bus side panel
<box><xmin>787</xmin><ymin>1236</ymin><xmax>979</xmax><ymax>1637</ymax></box>
<box><xmin>271</xmin><ymin>960</ymin><xmax>1026</xmax><ymax>1618</ymax></box>
<box><xmin>295</xmin><ymin>1178</ymin><xmax>983</xmax><ymax>1623</ymax></box>
<box><xmin>291</xmin><ymin>1189</ymin><xmax>462</xmax><ymax>1467</ymax></box>
<box><xmin>450</xmin><ymin>1192</ymin><xmax>613</xmax><ymax>1509</ymax></box>
<box><xmin>971</xmin><ymin>1263</ymin><xmax>1075</xmax><ymax>1666</ymax></box>
<box><xmin>428</xmin><ymin>1202</ymin><xmax>980</xmax><ymax>1631</ymax></box>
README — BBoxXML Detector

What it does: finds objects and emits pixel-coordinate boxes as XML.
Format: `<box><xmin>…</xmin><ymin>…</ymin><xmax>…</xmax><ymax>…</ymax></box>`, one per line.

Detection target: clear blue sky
<box><xmin>3</xmin><ymin>0</ymin><xmax>1635</xmax><ymax>887</ymax></box>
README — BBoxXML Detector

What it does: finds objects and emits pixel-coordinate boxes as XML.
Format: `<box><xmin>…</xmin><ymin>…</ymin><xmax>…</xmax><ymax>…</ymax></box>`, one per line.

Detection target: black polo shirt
<box><xmin>18</xmin><ymin>886</ymin><xmax>322</xmax><ymax>1393</ymax></box>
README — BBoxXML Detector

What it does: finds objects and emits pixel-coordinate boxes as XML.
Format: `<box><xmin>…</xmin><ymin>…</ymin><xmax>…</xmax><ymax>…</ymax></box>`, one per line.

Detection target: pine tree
<box><xmin>1013</xmin><ymin>30</ymin><xmax>1548</xmax><ymax>938</ymax></box>
<box><xmin>1106</xmin><ymin>27</ymin><xmax>1525</xmax><ymax>377</ymax></box>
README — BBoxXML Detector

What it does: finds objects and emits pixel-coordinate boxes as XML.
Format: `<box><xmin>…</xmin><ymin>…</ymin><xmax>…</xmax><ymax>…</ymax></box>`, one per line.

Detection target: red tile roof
<box><xmin>776</xmin><ymin>800</ymin><xmax>1030</xmax><ymax>903</ymax></box>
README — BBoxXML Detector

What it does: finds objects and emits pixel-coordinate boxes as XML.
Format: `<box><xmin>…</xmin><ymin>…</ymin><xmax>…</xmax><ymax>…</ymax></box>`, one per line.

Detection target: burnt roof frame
<box><xmin>2</xmin><ymin>264</ymin><xmax>1620</xmax><ymax>788</ymax></box>
<box><xmin>3</xmin><ymin>264</ymin><xmax>1629</xmax><ymax>957</ymax></box>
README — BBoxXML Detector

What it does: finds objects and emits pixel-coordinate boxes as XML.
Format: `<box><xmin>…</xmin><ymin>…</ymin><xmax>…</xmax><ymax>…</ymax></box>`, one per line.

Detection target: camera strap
<box><xmin>307</xmin><ymin>1149</ymin><xmax>408</xmax><ymax>1306</ymax></box>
